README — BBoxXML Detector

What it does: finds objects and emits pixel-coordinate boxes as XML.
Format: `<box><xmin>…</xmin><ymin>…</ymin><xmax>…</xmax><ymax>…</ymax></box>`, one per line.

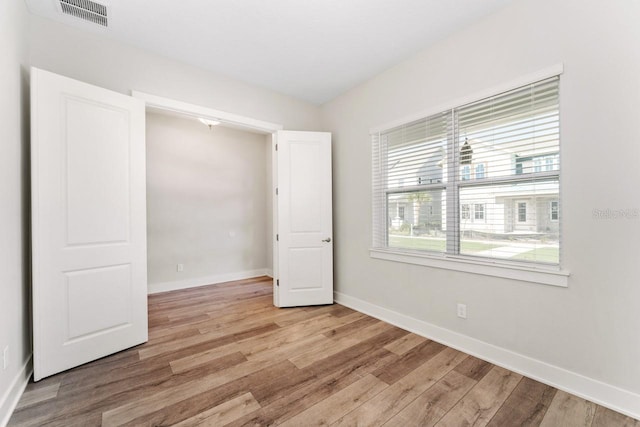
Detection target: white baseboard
<box><xmin>0</xmin><ymin>356</ymin><xmax>32</xmax><ymax>427</ymax></box>
<box><xmin>148</xmin><ymin>268</ymin><xmax>271</xmax><ymax>294</ymax></box>
<box><xmin>334</xmin><ymin>291</ymin><xmax>640</xmax><ymax>421</ymax></box>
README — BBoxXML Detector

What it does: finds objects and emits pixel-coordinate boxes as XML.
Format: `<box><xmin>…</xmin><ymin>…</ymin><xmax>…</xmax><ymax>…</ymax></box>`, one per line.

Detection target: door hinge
<box><xmin>276</xmin><ymin>279</ymin><xmax>279</xmax><ymax>287</ymax></box>
<box><xmin>275</xmin><ymin>187</ymin><xmax>278</xmax><ymax>195</ymax></box>
<box><xmin>275</xmin><ymin>144</ymin><xmax>278</xmax><ymax>151</ymax></box>
<box><xmin>276</xmin><ymin>234</ymin><xmax>279</xmax><ymax>241</ymax></box>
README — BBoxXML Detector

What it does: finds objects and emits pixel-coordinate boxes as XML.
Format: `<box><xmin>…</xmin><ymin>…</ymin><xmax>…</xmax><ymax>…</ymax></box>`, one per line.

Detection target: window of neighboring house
<box><xmin>515</xmin><ymin>159</ymin><xmax>523</xmax><ymax>175</ymax></box>
<box><xmin>372</xmin><ymin>76</ymin><xmax>560</xmax><ymax>266</ymax></box>
<box><xmin>534</xmin><ymin>158</ymin><xmax>542</xmax><ymax>173</ymax></box>
<box><xmin>461</xmin><ymin>204</ymin><xmax>471</xmax><ymax>220</ymax></box>
<box><xmin>550</xmin><ymin>201</ymin><xmax>559</xmax><ymax>221</ymax></box>
<box><xmin>461</xmin><ymin>165</ymin><xmax>471</xmax><ymax>181</ymax></box>
<box><xmin>545</xmin><ymin>156</ymin><xmax>555</xmax><ymax>171</ymax></box>
<box><xmin>518</xmin><ymin>202</ymin><xmax>527</xmax><ymax>222</ymax></box>
<box><xmin>398</xmin><ymin>206</ymin><xmax>405</xmax><ymax>220</ymax></box>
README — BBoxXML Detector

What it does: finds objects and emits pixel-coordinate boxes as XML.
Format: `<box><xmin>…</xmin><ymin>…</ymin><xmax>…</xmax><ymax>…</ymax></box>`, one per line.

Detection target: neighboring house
<box><xmin>388</xmin><ymin>138</ymin><xmax>559</xmax><ymax>240</ymax></box>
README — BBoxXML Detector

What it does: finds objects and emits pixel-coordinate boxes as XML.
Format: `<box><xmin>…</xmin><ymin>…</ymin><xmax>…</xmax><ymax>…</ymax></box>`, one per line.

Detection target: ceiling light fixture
<box><xmin>198</xmin><ymin>117</ymin><xmax>221</xmax><ymax>130</ymax></box>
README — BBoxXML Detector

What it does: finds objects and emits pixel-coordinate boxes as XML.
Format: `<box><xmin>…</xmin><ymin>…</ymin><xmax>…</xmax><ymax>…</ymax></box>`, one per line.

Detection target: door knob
<box><xmin>322</xmin><ymin>237</ymin><xmax>332</xmax><ymax>243</ymax></box>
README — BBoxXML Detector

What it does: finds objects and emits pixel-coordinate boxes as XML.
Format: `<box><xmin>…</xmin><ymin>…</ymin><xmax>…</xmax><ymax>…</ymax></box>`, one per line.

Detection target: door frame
<box><xmin>131</xmin><ymin>91</ymin><xmax>284</xmax><ymax>302</ymax></box>
<box><xmin>131</xmin><ymin>91</ymin><xmax>283</xmax><ymax>134</ymax></box>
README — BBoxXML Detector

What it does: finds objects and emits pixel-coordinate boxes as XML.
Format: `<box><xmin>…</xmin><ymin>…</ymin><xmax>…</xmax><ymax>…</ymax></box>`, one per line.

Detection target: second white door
<box><xmin>274</xmin><ymin>131</ymin><xmax>333</xmax><ymax>307</ymax></box>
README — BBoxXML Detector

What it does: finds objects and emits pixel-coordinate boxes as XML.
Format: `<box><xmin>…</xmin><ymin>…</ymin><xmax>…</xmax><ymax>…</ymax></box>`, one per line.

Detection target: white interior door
<box><xmin>274</xmin><ymin>131</ymin><xmax>333</xmax><ymax>307</ymax></box>
<box><xmin>31</xmin><ymin>68</ymin><xmax>148</xmax><ymax>381</ymax></box>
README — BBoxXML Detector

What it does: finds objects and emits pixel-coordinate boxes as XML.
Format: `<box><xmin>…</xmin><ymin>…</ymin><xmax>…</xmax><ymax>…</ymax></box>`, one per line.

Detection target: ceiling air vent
<box><xmin>59</xmin><ymin>0</ymin><xmax>108</xmax><ymax>27</ymax></box>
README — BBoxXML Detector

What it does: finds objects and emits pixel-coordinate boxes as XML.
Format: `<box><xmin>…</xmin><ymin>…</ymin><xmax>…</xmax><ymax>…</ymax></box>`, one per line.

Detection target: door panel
<box><xmin>288</xmin><ymin>248</ymin><xmax>324</xmax><ymax>290</ymax></box>
<box><xmin>65</xmin><ymin>98</ymin><xmax>131</xmax><ymax>245</ymax></box>
<box><xmin>289</xmin><ymin>142</ymin><xmax>322</xmax><ymax>232</ymax></box>
<box><xmin>275</xmin><ymin>131</ymin><xmax>333</xmax><ymax>307</ymax></box>
<box><xmin>31</xmin><ymin>68</ymin><xmax>148</xmax><ymax>380</ymax></box>
<box><xmin>65</xmin><ymin>264</ymin><xmax>132</xmax><ymax>340</ymax></box>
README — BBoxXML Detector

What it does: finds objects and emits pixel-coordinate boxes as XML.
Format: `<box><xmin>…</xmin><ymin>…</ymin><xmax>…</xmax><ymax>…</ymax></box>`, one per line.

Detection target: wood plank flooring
<box><xmin>9</xmin><ymin>276</ymin><xmax>639</xmax><ymax>426</ymax></box>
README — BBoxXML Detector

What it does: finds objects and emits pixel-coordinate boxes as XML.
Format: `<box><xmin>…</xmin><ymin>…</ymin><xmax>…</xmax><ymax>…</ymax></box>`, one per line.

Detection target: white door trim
<box><xmin>131</xmin><ymin>91</ymin><xmax>283</xmax><ymax>134</ymax></box>
<box><xmin>272</xmin><ymin>134</ymin><xmax>280</xmax><ymax>306</ymax></box>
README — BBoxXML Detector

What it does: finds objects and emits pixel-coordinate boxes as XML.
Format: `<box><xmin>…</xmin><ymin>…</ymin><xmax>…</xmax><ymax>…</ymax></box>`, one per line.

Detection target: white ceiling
<box><xmin>24</xmin><ymin>0</ymin><xmax>515</xmax><ymax>105</ymax></box>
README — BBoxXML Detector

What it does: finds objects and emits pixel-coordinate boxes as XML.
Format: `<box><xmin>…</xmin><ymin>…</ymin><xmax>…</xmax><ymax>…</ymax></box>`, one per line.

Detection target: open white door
<box><xmin>31</xmin><ymin>68</ymin><xmax>148</xmax><ymax>381</ymax></box>
<box><xmin>274</xmin><ymin>131</ymin><xmax>333</xmax><ymax>307</ymax></box>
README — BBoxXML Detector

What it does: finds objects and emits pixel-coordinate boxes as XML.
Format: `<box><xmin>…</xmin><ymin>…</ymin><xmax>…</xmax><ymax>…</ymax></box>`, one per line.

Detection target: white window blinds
<box><xmin>372</xmin><ymin>113</ymin><xmax>451</xmax><ymax>253</ymax></box>
<box><xmin>372</xmin><ymin>76</ymin><xmax>560</xmax><ymax>265</ymax></box>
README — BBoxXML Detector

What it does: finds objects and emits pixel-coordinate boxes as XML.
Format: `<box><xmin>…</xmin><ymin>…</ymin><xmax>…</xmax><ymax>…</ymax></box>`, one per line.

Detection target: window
<box><xmin>534</xmin><ymin>158</ymin><xmax>542</xmax><ymax>173</ymax></box>
<box><xmin>372</xmin><ymin>76</ymin><xmax>560</xmax><ymax>266</ymax></box>
<box><xmin>550</xmin><ymin>201</ymin><xmax>559</xmax><ymax>221</ymax></box>
<box><xmin>517</xmin><ymin>202</ymin><xmax>527</xmax><ymax>222</ymax></box>
<box><xmin>545</xmin><ymin>156</ymin><xmax>557</xmax><ymax>171</ymax></box>
<box><xmin>398</xmin><ymin>206</ymin><xmax>405</xmax><ymax>220</ymax></box>
<box><xmin>461</xmin><ymin>204</ymin><xmax>470</xmax><ymax>220</ymax></box>
<box><xmin>461</xmin><ymin>165</ymin><xmax>471</xmax><ymax>181</ymax></box>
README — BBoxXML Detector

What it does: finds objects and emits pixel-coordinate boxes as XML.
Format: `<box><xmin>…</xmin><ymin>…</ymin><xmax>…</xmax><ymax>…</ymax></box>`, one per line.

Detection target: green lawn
<box><xmin>389</xmin><ymin>235</ymin><xmax>446</xmax><ymax>251</ymax></box>
<box><xmin>389</xmin><ymin>235</ymin><xmax>501</xmax><ymax>253</ymax></box>
<box><xmin>389</xmin><ymin>235</ymin><xmax>559</xmax><ymax>263</ymax></box>
<box><xmin>511</xmin><ymin>247</ymin><xmax>559</xmax><ymax>264</ymax></box>
<box><xmin>460</xmin><ymin>240</ymin><xmax>503</xmax><ymax>253</ymax></box>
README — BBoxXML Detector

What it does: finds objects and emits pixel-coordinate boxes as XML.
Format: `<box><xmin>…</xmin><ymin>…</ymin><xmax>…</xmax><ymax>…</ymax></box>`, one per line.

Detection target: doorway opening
<box><xmin>133</xmin><ymin>92</ymin><xmax>283</xmax><ymax>297</ymax></box>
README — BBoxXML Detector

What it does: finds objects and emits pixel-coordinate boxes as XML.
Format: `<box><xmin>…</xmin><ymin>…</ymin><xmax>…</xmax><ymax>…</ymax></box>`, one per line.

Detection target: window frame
<box><xmin>550</xmin><ymin>200</ymin><xmax>559</xmax><ymax>221</ymax></box>
<box><xmin>534</xmin><ymin>158</ymin><xmax>542</xmax><ymax>173</ymax></box>
<box><xmin>369</xmin><ymin>65</ymin><xmax>568</xmax><ymax>287</ymax></box>
<box><xmin>461</xmin><ymin>165</ymin><xmax>471</xmax><ymax>181</ymax></box>
<box><xmin>517</xmin><ymin>202</ymin><xmax>527</xmax><ymax>223</ymax></box>
<box><xmin>461</xmin><ymin>204</ymin><xmax>471</xmax><ymax>220</ymax></box>
<box><xmin>398</xmin><ymin>205</ymin><xmax>405</xmax><ymax>220</ymax></box>
<box><xmin>545</xmin><ymin>157</ymin><xmax>554</xmax><ymax>171</ymax></box>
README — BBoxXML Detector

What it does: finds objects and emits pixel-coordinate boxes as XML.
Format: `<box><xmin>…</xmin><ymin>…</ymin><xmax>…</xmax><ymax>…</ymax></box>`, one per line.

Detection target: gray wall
<box><xmin>146</xmin><ymin>113</ymin><xmax>271</xmax><ymax>290</ymax></box>
<box><xmin>0</xmin><ymin>0</ymin><xmax>30</xmax><ymax>423</ymax></box>
<box><xmin>322</xmin><ymin>0</ymin><xmax>640</xmax><ymax>402</ymax></box>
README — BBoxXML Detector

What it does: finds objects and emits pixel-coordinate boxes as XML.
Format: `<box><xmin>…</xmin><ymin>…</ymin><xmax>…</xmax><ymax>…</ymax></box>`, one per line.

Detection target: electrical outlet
<box><xmin>176</xmin><ymin>263</ymin><xmax>184</xmax><ymax>272</ymax></box>
<box><xmin>3</xmin><ymin>346</ymin><xmax>8</xmax><ymax>370</ymax></box>
<box><xmin>457</xmin><ymin>303</ymin><xmax>467</xmax><ymax>319</ymax></box>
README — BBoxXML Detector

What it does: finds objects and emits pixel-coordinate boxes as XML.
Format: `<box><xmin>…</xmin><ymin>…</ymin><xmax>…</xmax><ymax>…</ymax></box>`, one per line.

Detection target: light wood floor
<box><xmin>9</xmin><ymin>276</ymin><xmax>639</xmax><ymax>426</ymax></box>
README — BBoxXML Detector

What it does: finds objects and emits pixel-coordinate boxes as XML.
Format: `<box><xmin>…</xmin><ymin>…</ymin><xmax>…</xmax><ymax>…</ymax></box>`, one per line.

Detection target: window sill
<box><xmin>369</xmin><ymin>248</ymin><xmax>569</xmax><ymax>287</ymax></box>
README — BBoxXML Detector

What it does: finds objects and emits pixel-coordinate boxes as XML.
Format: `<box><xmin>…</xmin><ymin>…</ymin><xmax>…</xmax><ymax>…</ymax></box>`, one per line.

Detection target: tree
<box><xmin>407</xmin><ymin>191</ymin><xmax>431</xmax><ymax>235</ymax></box>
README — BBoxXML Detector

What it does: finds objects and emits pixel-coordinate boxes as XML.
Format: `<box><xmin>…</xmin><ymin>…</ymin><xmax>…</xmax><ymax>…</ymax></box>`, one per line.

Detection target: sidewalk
<box><xmin>474</xmin><ymin>245</ymin><xmax>533</xmax><ymax>259</ymax></box>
